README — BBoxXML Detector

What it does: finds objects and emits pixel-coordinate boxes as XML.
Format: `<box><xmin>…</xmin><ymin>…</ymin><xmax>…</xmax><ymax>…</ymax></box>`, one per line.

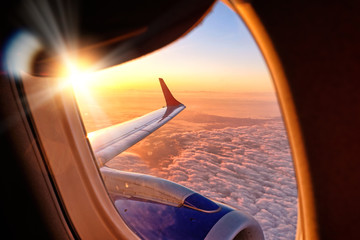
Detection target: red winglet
<box><xmin>159</xmin><ymin>78</ymin><xmax>182</xmax><ymax>106</ymax></box>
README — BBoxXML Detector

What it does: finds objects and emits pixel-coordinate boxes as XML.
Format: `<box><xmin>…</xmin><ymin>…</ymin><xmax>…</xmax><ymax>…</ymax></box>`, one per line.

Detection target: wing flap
<box><xmin>88</xmin><ymin>79</ymin><xmax>185</xmax><ymax>166</ymax></box>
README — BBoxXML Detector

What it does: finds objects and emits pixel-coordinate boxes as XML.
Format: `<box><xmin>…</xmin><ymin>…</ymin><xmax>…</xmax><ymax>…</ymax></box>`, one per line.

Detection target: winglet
<box><xmin>159</xmin><ymin>78</ymin><xmax>182</xmax><ymax>106</ymax></box>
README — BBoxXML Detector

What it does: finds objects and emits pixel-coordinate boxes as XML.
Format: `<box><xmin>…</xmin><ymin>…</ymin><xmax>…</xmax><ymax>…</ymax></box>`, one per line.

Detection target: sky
<box><xmin>74</xmin><ymin>1</ymin><xmax>273</xmax><ymax>93</ymax></box>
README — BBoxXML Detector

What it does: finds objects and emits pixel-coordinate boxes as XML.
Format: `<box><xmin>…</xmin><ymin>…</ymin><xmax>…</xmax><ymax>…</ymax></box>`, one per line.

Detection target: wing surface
<box><xmin>88</xmin><ymin>78</ymin><xmax>185</xmax><ymax>166</ymax></box>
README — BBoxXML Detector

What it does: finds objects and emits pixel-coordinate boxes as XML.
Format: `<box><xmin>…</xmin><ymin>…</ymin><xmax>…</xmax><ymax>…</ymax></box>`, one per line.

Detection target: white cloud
<box><xmin>107</xmin><ymin>118</ymin><xmax>297</xmax><ymax>240</ymax></box>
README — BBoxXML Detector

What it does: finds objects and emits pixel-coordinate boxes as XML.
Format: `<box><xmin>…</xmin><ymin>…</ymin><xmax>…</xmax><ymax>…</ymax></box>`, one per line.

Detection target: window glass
<box><xmin>74</xmin><ymin>2</ymin><xmax>297</xmax><ymax>239</ymax></box>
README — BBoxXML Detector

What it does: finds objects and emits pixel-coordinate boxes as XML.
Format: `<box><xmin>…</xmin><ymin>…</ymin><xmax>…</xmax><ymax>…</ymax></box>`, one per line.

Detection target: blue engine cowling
<box><xmin>101</xmin><ymin>167</ymin><xmax>264</xmax><ymax>239</ymax></box>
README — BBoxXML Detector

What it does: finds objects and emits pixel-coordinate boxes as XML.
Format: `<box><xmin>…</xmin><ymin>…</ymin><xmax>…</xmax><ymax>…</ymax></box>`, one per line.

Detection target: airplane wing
<box><xmin>88</xmin><ymin>78</ymin><xmax>185</xmax><ymax>166</ymax></box>
<box><xmin>86</xmin><ymin>78</ymin><xmax>263</xmax><ymax>239</ymax></box>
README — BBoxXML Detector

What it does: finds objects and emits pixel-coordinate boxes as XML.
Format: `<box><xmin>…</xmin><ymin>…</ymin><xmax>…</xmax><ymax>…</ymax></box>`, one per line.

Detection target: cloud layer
<box><xmin>107</xmin><ymin>116</ymin><xmax>297</xmax><ymax>240</ymax></box>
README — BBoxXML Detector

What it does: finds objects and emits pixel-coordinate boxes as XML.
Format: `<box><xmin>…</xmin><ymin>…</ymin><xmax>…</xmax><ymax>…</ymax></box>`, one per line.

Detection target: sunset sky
<box><xmin>74</xmin><ymin>2</ymin><xmax>273</xmax><ymax>94</ymax></box>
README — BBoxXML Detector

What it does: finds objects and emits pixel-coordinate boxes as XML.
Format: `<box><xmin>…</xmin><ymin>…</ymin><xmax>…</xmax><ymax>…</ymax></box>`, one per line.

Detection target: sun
<box><xmin>68</xmin><ymin>66</ymin><xmax>92</xmax><ymax>90</ymax></box>
<box><xmin>63</xmin><ymin>59</ymin><xmax>96</xmax><ymax>95</ymax></box>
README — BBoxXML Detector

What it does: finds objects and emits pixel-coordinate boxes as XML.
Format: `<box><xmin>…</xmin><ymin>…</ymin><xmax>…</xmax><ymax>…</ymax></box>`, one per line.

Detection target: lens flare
<box><xmin>3</xmin><ymin>31</ymin><xmax>43</xmax><ymax>78</ymax></box>
<box><xmin>65</xmin><ymin>60</ymin><xmax>94</xmax><ymax>93</ymax></box>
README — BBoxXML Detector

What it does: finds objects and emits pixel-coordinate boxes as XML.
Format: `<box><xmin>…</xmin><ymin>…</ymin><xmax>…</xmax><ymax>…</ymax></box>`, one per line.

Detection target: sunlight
<box><xmin>65</xmin><ymin>59</ymin><xmax>113</xmax><ymax>134</ymax></box>
<box><xmin>62</xmin><ymin>58</ymin><xmax>95</xmax><ymax>95</ymax></box>
<box><xmin>68</xmin><ymin>65</ymin><xmax>92</xmax><ymax>91</ymax></box>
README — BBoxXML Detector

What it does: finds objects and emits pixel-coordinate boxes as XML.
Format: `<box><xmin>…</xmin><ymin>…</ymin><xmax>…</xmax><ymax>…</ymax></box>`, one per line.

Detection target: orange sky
<box><xmin>71</xmin><ymin>2</ymin><xmax>273</xmax><ymax>95</ymax></box>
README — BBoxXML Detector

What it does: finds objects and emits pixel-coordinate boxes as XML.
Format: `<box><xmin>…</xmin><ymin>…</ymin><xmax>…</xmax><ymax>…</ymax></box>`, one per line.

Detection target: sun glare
<box><xmin>69</xmin><ymin>67</ymin><xmax>91</xmax><ymax>89</ymax></box>
<box><xmin>63</xmin><ymin>59</ymin><xmax>95</xmax><ymax>95</ymax></box>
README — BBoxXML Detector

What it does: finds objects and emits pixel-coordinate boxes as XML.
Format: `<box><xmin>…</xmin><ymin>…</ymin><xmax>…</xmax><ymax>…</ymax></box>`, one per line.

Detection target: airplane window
<box><xmin>73</xmin><ymin>2</ymin><xmax>297</xmax><ymax>239</ymax></box>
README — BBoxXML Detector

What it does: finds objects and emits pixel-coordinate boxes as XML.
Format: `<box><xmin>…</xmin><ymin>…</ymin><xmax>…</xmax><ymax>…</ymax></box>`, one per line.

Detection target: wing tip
<box><xmin>159</xmin><ymin>78</ymin><xmax>182</xmax><ymax>107</ymax></box>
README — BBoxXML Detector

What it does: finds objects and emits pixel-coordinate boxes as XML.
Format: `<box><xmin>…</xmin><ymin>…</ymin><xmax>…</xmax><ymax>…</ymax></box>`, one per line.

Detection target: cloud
<box><xmin>107</xmin><ymin>118</ymin><xmax>297</xmax><ymax>240</ymax></box>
